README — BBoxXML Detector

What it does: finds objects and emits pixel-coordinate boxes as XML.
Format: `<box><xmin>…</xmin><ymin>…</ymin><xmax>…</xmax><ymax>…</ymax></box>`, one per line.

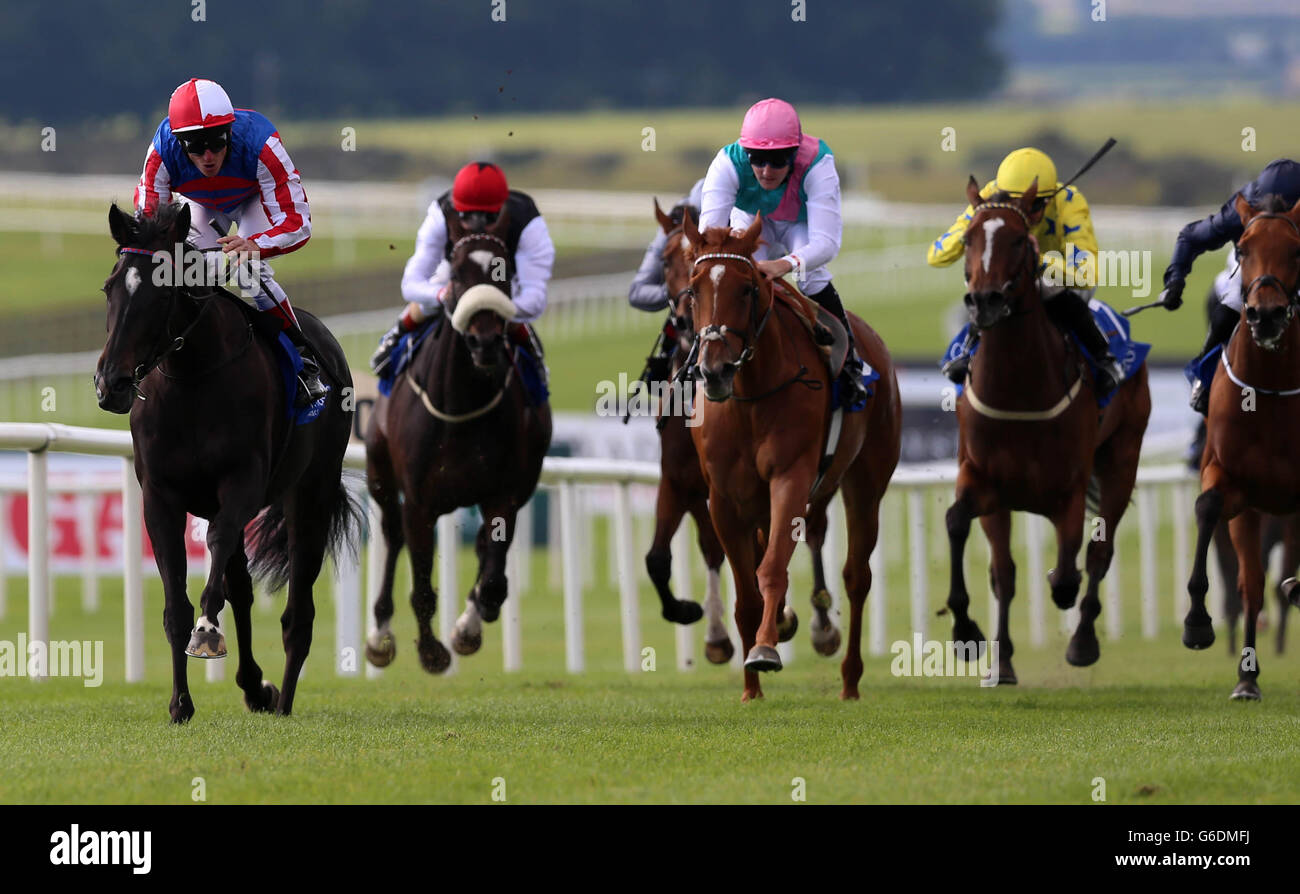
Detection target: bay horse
<box><xmin>945</xmin><ymin>178</ymin><xmax>1150</xmax><ymax>684</ymax></box>
<box><xmin>1185</xmin><ymin>193</ymin><xmax>1300</xmax><ymax>700</ymax></box>
<box><xmin>364</xmin><ymin>209</ymin><xmax>552</xmax><ymax>671</ymax></box>
<box><xmin>645</xmin><ymin>200</ymin><xmax>843</xmax><ymax>663</ymax></box>
<box><xmin>96</xmin><ymin>203</ymin><xmax>360</xmax><ymax>722</ymax></box>
<box><xmin>682</xmin><ymin>211</ymin><xmax>901</xmax><ymax>701</ymax></box>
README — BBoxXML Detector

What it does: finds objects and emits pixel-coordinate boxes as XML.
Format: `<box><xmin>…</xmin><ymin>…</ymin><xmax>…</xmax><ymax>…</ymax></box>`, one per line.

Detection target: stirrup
<box><xmin>1189</xmin><ymin>379</ymin><xmax>1209</xmax><ymax>416</ymax></box>
<box><xmin>297</xmin><ymin>357</ymin><xmax>327</xmax><ymax>406</ymax></box>
<box><xmin>941</xmin><ymin>351</ymin><xmax>971</xmax><ymax>385</ymax></box>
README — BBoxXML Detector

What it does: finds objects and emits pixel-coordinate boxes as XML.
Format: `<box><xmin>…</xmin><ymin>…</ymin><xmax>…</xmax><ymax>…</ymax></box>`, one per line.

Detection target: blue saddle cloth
<box><xmin>1184</xmin><ymin>344</ymin><xmax>1222</xmax><ymax>392</ymax></box>
<box><xmin>830</xmin><ymin>362</ymin><xmax>881</xmax><ymax>413</ymax></box>
<box><xmin>377</xmin><ymin>319</ymin><xmax>549</xmax><ymax>408</ymax></box>
<box><xmin>273</xmin><ymin>332</ymin><xmax>328</xmax><ymax>425</ymax></box>
<box><xmin>941</xmin><ymin>300</ymin><xmax>1150</xmax><ymax>409</ymax></box>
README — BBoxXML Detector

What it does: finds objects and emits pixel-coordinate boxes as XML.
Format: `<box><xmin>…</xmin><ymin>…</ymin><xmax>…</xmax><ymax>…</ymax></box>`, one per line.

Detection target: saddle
<box><xmin>771</xmin><ymin>278</ymin><xmax>850</xmax><ymax>378</ymax></box>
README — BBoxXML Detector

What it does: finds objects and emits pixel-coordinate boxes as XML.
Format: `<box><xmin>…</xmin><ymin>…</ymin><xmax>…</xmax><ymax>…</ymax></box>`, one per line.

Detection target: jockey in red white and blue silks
<box><xmin>133</xmin><ymin>77</ymin><xmax>324</xmax><ymax>404</ymax></box>
<box><xmin>699</xmin><ymin>97</ymin><xmax>868</xmax><ymax>407</ymax></box>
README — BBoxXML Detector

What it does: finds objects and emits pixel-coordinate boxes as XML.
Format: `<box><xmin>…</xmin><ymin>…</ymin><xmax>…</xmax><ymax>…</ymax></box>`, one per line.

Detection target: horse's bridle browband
<box><xmin>450</xmin><ymin>232</ymin><xmax>508</xmax><ymax>256</ymax></box>
<box><xmin>691</xmin><ymin>252</ymin><xmax>773</xmax><ymax>369</ymax></box>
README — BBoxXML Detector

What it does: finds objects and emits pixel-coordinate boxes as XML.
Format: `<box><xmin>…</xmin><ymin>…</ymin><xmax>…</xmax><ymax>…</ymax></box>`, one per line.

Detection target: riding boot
<box><xmin>1188</xmin><ymin>301</ymin><xmax>1239</xmax><ymax>415</ymax></box>
<box><xmin>807</xmin><ymin>282</ymin><xmax>870</xmax><ymax>408</ymax></box>
<box><xmin>283</xmin><ymin>321</ymin><xmax>327</xmax><ymax>407</ymax></box>
<box><xmin>1045</xmin><ymin>289</ymin><xmax>1124</xmax><ymax>393</ymax></box>
<box><xmin>371</xmin><ymin>302</ymin><xmax>437</xmax><ymax>375</ymax></box>
<box><xmin>941</xmin><ymin>329</ymin><xmax>980</xmax><ymax>384</ymax></box>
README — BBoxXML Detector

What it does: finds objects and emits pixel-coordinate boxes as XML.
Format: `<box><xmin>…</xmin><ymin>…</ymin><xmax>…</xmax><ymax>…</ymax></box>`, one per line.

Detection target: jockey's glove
<box><xmin>1159</xmin><ymin>278</ymin><xmax>1185</xmax><ymax>311</ymax></box>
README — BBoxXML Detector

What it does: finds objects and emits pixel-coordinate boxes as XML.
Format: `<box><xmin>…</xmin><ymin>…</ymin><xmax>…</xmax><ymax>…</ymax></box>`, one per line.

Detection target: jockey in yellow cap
<box><xmin>928</xmin><ymin>147</ymin><xmax>1125</xmax><ymax>391</ymax></box>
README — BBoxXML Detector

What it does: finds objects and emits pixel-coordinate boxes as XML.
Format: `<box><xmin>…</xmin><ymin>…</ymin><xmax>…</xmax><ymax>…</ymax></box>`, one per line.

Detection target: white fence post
<box><xmin>1138</xmin><ymin>488</ymin><xmax>1158</xmax><ymax>639</ymax></box>
<box><xmin>1172</xmin><ymin>483</ymin><xmax>1190</xmax><ymax>626</ymax></box>
<box><xmin>907</xmin><ymin>489</ymin><xmax>928</xmax><ymax>642</ymax></box>
<box><xmin>503</xmin><ymin>527</ymin><xmax>523</xmax><ymax>672</ymax></box>
<box><xmin>205</xmin><ymin>545</ymin><xmax>223</xmax><ymax>683</ymax></box>
<box><xmin>365</xmin><ymin>496</ymin><xmax>386</xmax><ymax>679</ymax></box>
<box><xmin>78</xmin><ymin>489</ymin><xmax>98</xmax><ymax>613</ymax></box>
<box><xmin>671</xmin><ymin>522</ymin><xmax>694</xmax><ymax>671</ymax></box>
<box><xmin>613</xmin><ymin>482</ymin><xmax>641</xmax><ymax>673</ymax></box>
<box><xmin>1026</xmin><ymin>513</ymin><xmax>1046</xmax><ymax>648</ymax></box>
<box><xmin>560</xmin><ymin>480</ymin><xmax>584</xmax><ymax>672</ymax></box>
<box><xmin>122</xmin><ymin>460</ymin><xmax>144</xmax><ymax>684</ymax></box>
<box><xmin>869</xmin><ymin>520</ymin><xmax>886</xmax><ymax>656</ymax></box>
<box><xmin>334</xmin><ymin>482</ymin><xmax>363</xmax><ymax>677</ymax></box>
<box><xmin>28</xmin><ymin>451</ymin><xmax>49</xmax><ymax>680</ymax></box>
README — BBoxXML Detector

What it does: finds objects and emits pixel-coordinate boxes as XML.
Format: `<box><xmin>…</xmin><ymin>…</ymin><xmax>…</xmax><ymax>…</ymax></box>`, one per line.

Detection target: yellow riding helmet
<box><xmin>994</xmin><ymin>148</ymin><xmax>1058</xmax><ymax>197</ymax></box>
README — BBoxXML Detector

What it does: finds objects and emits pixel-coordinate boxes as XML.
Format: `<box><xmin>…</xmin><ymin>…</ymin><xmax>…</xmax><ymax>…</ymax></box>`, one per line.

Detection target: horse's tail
<box><xmin>246</xmin><ymin>471</ymin><xmax>366</xmax><ymax>592</ymax></box>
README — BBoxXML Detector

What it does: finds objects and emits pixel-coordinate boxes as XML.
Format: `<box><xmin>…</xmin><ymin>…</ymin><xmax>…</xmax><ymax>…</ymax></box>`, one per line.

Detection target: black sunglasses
<box><xmin>179</xmin><ymin>129</ymin><xmax>230</xmax><ymax>156</ymax></box>
<box><xmin>746</xmin><ymin>149</ymin><xmax>795</xmax><ymax>169</ymax></box>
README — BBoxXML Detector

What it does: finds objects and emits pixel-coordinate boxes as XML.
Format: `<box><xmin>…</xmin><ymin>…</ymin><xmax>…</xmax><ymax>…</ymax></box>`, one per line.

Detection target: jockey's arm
<box><xmin>781</xmin><ymin>155</ymin><xmax>842</xmax><ymax>276</ymax></box>
<box><xmin>510</xmin><ymin>216</ymin><xmax>555</xmax><ymax>323</ymax></box>
<box><xmin>1163</xmin><ymin>195</ymin><xmax>1242</xmax><ymax>288</ymax></box>
<box><xmin>1040</xmin><ymin>187</ymin><xmax>1097</xmax><ymax>297</ymax></box>
<box><xmin>245</xmin><ymin>134</ymin><xmax>311</xmax><ymax>259</ymax></box>
<box><xmin>133</xmin><ymin>141</ymin><xmax>172</xmax><ymax>215</ymax></box>
<box><xmin>401</xmin><ymin>200</ymin><xmax>450</xmax><ymax>313</ymax></box>
<box><xmin>928</xmin><ymin>205</ymin><xmax>976</xmax><ymax>268</ymax></box>
<box><xmin>699</xmin><ymin>149</ymin><xmax>740</xmax><ymax>230</ymax></box>
<box><xmin>628</xmin><ymin>228</ymin><xmax>670</xmax><ymax>311</ymax></box>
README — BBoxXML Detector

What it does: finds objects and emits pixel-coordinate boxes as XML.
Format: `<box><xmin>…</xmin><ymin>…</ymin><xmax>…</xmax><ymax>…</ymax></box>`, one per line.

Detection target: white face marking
<box><xmin>709</xmin><ymin>264</ymin><xmax>725</xmax><ymax>288</ymax></box>
<box><xmin>468</xmin><ymin>250</ymin><xmax>494</xmax><ymax>274</ymax></box>
<box><xmin>981</xmin><ymin>218</ymin><xmax>1005</xmax><ymax>274</ymax></box>
<box><xmin>124</xmin><ymin>266</ymin><xmax>142</xmax><ymax>296</ymax></box>
<box><xmin>680</xmin><ymin>235</ymin><xmax>690</xmax><ymax>253</ymax></box>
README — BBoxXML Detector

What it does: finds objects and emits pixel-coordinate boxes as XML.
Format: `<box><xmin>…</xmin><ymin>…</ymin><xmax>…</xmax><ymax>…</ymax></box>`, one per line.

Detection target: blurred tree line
<box><xmin>0</xmin><ymin>0</ymin><xmax>1004</xmax><ymax>123</ymax></box>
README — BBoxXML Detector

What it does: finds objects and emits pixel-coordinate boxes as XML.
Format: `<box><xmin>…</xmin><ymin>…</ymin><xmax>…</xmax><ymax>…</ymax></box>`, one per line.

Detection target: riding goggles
<box><xmin>179</xmin><ymin>127</ymin><xmax>230</xmax><ymax>156</ymax></box>
<box><xmin>746</xmin><ymin>148</ymin><xmax>796</xmax><ymax>169</ymax></box>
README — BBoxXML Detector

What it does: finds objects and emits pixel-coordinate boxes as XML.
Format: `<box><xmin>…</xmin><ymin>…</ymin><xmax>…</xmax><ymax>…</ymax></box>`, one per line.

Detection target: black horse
<box><xmin>96</xmin><ymin>202</ymin><xmax>360</xmax><ymax>723</ymax></box>
<box><xmin>364</xmin><ymin>210</ymin><xmax>552</xmax><ymax>672</ymax></box>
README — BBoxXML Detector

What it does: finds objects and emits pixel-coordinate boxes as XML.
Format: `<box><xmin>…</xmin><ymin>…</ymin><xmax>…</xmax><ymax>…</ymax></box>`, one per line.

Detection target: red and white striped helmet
<box><xmin>167</xmin><ymin>78</ymin><xmax>236</xmax><ymax>133</ymax></box>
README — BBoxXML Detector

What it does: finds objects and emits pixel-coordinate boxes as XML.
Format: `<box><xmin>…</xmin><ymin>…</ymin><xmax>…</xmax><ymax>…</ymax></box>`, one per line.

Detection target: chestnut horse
<box><xmin>945</xmin><ymin>178</ymin><xmax>1150</xmax><ymax>684</ymax></box>
<box><xmin>1186</xmin><ymin>194</ymin><xmax>1300</xmax><ymax>700</ymax></box>
<box><xmin>643</xmin><ymin>201</ymin><xmax>844</xmax><ymax>663</ymax></box>
<box><xmin>683</xmin><ymin>212</ymin><xmax>901</xmax><ymax>701</ymax></box>
<box><xmin>364</xmin><ymin>210</ymin><xmax>552</xmax><ymax>672</ymax></box>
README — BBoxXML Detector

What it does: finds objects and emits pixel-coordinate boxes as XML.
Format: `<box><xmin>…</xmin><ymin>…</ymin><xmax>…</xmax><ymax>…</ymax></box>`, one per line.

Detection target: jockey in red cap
<box><xmin>134</xmin><ymin>78</ymin><xmax>325</xmax><ymax>405</ymax></box>
<box><xmin>371</xmin><ymin>161</ymin><xmax>556</xmax><ymax>375</ymax></box>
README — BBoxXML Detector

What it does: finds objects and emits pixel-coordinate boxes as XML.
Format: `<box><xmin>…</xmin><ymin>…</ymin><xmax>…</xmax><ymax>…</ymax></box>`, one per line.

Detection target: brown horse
<box><xmin>642</xmin><ymin>201</ymin><xmax>843</xmax><ymax>663</ymax></box>
<box><xmin>682</xmin><ymin>211</ymin><xmax>901</xmax><ymax>701</ymax></box>
<box><xmin>1213</xmin><ymin>513</ymin><xmax>1299</xmax><ymax>655</ymax></box>
<box><xmin>1186</xmin><ymin>194</ymin><xmax>1300</xmax><ymax>700</ymax></box>
<box><xmin>364</xmin><ymin>210</ymin><xmax>552</xmax><ymax>671</ymax></box>
<box><xmin>945</xmin><ymin>178</ymin><xmax>1151</xmax><ymax>684</ymax></box>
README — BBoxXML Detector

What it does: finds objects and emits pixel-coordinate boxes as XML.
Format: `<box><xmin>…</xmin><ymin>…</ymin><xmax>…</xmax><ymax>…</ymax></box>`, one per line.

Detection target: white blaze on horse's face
<box><xmin>468</xmin><ymin>250</ymin><xmax>494</xmax><ymax>275</ymax></box>
<box><xmin>680</xmin><ymin>235</ymin><xmax>690</xmax><ymax>253</ymax></box>
<box><xmin>709</xmin><ymin>264</ymin><xmax>726</xmax><ymax>288</ymax></box>
<box><xmin>981</xmin><ymin>217</ymin><xmax>1005</xmax><ymax>276</ymax></box>
<box><xmin>124</xmin><ymin>265</ymin><xmax>142</xmax><ymax>297</ymax></box>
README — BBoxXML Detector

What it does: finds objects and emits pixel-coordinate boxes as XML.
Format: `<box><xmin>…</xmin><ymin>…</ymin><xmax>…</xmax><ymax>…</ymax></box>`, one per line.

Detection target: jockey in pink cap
<box><xmin>699</xmin><ymin>97</ymin><xmax>868</xmax><ymax>407</ymax></box>
<box><xmin>134</xmin><ymin>78</ymin><xmax>324</xmax><ymax>405</ymax></box>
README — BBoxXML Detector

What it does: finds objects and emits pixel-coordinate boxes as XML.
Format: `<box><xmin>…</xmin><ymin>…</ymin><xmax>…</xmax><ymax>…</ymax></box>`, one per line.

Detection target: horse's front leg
<box><xmin>707</xmin><ymin>492</ymin><xmax>762</xmax><ymax>700</ymax></box>
<box><xmin>1185</xmin><ymin>474</ymin><xmax>1228</xmax><ymax>650</ymax></box>
<box><xmin>453</xmin><ymin>497</ymin><xmax>517</xmax><ymax>656</ymax></box>
<box><xmin>745</xmin><ymin>466</ymin><xmax>816</xmax><ymax>672</ymax></box>
<box><xmin>187</xmin><ymin>477</ymin><xmax>264</xmax><ymax>661</ymax></box>
<box><xmin>946</xmin><ymin>463</ymin><xmax>989</xmax><ymax>649</ymax></box>
<box><xmin>1228</xmin><ymin>510</ymin><xmax>1264</xmax><ymax>700</ymax></box>
<box><xmin>142</xmin><ymin>485</ymin><xmax>196</xmax><ymax>724</ymax></box>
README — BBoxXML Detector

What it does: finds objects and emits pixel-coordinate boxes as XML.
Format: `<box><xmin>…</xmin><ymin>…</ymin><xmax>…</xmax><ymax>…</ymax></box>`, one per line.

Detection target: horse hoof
<box><xmin>169</xmin><ymin>694</ymin><xmax>195</xmax><ymax>725</ymax></box>
<box><xmin>1283</xmin><ymin>577</ymin><xmax>1300</xmax><ymax>608</ymax></box>
<box><xmin>839</xmin><ymin>687</ymin><xmax>860</xmax><ymax>700</ymax></box>
<box><xmin>981</xmin><ymin>665</ymin><xmax>1017</xmax><ymax>685</ymax></box>
<box><xmin>1065</xmin><ymin>635</ymin><xmax>1100</xmax><ymax>667</ymax></box>
<box><xmin>418</xmin><ymin>635</ymin><xmax>452</xmax><ymax>674</ymax></box>
<box><xmin>741</xmin><ymin>688</ymin><xmax>763</xmax><ymax>703</ymax></box>
<box><xmin>951</xmin><ymin>621</ymin><xmax>986</xmax><ymax>658</ymax></box>
<box><xmin>662</xmin><ymin>600</ymin><xmax>704</xmax><ymax>625</ymax></box>
<box><xmin>811</xmin><ymin>625</ymin><xmax>841</xmax><ymax>657</ymax></box>
<box><xmin>777</xmin><ymin>608</ymin><xmax>798</xmax><ymax>643</ymax></box>
<box><xmin>704</xmin><ymin>638</ymin><xmax>734</xmax><ymax>665</ymax></box>
<box><xmin>451</xmin><ymin>626</ymin><xmax>482</xmax><ymax>656</ymax></box>
<box><xmin>185</xmin><ymin>625</ymin><xmax>226</xmax><ymax>659</ymax></box>
<box><xmin>810</xmin><ymin>588</ymin><xmax>833</xmax><ymax>611</ymax></box>
<box><xmin>743</xmin><ymin>645</ymin><xmax>783</xmax><ymax>672</ymax></box>
<box><xmin>1182</xmin><ymin>621</ymin><xmax>1216</xmax><ymax>650</ymax></box>
<box><xmin>244</xmin><ymin>681</ymin><xmax>280</xmax><ymax>714</ymax></box>
<box><xmin>365</xmin><ymin>631</ymin><xmax>397</xmax><ymax>668</ymax></box>
<box><xmin>1230</xmin><ymin>680</ymin><xmax>1261</xmax><ymax>701</ymax></box>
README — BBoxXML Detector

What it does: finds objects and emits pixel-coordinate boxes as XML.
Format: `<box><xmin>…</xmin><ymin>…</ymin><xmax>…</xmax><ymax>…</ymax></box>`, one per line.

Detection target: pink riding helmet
<box><xmin>738</xmin><ymin>98</ymin><xmax>802</xmax><ymax>150</ymax></box>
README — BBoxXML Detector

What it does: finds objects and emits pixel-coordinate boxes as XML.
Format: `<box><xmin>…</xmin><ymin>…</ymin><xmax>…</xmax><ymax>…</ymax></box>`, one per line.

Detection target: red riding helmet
<box><xmin>452</xmin><ymin>162</ymin><xmax>509</xmax><ymax>213</ymax></box>
<box><xmin>167</xmin><ymin>78</ymin><xmax>236</xmax><ymax>133</ymax></box>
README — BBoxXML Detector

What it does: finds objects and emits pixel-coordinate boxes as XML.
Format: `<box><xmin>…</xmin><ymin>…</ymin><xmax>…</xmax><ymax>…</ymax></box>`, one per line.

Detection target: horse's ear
<box><xmin>108</xmin><ymin>203</ymin><xmax>132</xmax><ymax>246</ymax></box>
<box><xmin>489</xmin><ymin>205</ymin><xmax>511</xmax><ymax>239</ymax></box>
<box><xmin>1289</xmin><ymin>195</ymin><xmax>1300</xmax><ymax>224</ymax></box>
<box><xmin>171</xmin><ymin>203</ymin><xmax>191</xmax><ymax>243</ymax></box>
<box><xmin>1020</xmin><ymin>177</ymin><xmax>1039</xmax><ymax>211</ymax></box>
<box><xmin>966</xmin><ymin>176</ymin><xmax>983</xmax><ymax>208</ymax></box>
<box><xmin>682</xmin><ymin>204</ymin><xmax>701</xmax><ymax>247</ymax></box>
<box><xmin>739</xmin><ymin>213</ymin><xmax>763</xmax><ymax>255</ymax></box>
<box><xmin>1235</xmin><ymin>192</ymin><xmax>1256</xmax><ymax>226</ymax></box>
<box><xmin>654</xmin><ymin>198</ymin><xmax>674</xmax><ymax>234</ymax></box>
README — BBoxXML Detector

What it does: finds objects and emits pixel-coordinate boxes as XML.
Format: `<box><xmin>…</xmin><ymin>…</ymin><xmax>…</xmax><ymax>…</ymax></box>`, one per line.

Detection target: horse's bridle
<box><xmin>963</xmin><ymin>202</ymin><xmax>1039</xmax><ymax>320</ymax></box>
<box><xmin>689</xmin><ymin>252</ymin><xmax>774</xmax><ymax>370</ymax></box>
<box><xmin>660</xmin><ymin>226</ymin><xmax>694</xmax><ymax>332</ymax></box>
<box><xmin>446</xmin><ymin>231</ymin><xmax>511</xmax><ymax>312</ymax></box>
<box><xmin>1238</xmin><ymin>212</ymin><xmax>1300</xmax><ymax>326</ymax></box>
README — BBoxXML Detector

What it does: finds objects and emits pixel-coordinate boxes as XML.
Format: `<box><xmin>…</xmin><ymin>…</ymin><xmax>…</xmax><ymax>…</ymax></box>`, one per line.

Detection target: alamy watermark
<box><xmin>1041</xmin><ymin>246</ymin><xmax>1153</xmax><ymax>298</ymax></box>
<box><xmin>0</xmin><ymin>634</ymin><xmax>104</xmax><ymax>686</ymax></box>
<box><xmin>890</xmin><ymin>633</ymin><xmax>1001</xmax><ymax>686</ymax></box>
<box><xmin>594</xmin><ymin>373</ymin><xmax>699</xmax><ymax>426</ymax></box>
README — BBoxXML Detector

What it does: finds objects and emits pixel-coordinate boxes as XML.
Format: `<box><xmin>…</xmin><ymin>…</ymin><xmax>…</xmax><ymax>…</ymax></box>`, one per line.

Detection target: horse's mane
<box><xmin>118</xmin><ymin>202</ymin><xmax>188</xmax><ymax>246</ymax></box>
<box><xmin>1250</xmin><ymin>193</ymin><xmax>1291</xmax><ymax>213</ymax></box>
